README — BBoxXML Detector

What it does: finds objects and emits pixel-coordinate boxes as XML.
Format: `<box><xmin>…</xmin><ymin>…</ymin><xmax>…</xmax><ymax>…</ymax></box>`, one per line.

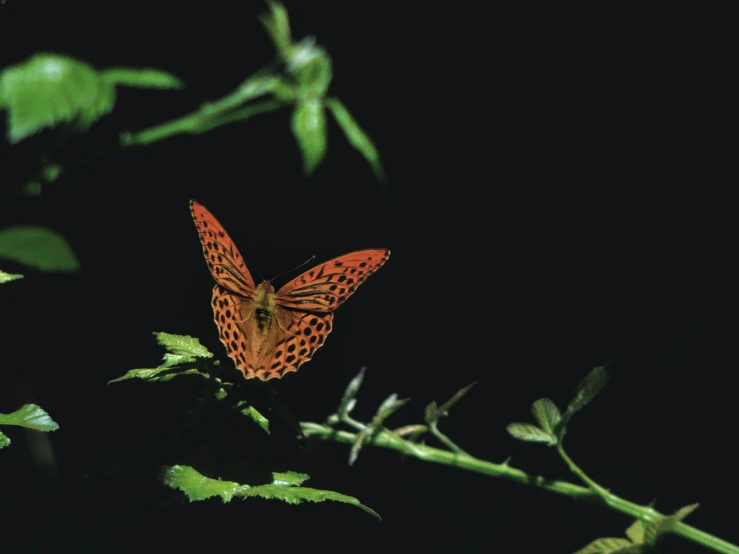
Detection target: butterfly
<box><xmin>190</xmin><ymin>200</ymin><xmax>390</xmax><ymax>381</ymax></box>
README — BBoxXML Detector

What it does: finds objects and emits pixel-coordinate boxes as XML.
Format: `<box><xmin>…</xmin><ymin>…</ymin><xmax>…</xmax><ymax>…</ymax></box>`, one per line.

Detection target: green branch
<box><xmin>301</xmin><ymin>366</ymin><xmax>739</xmax><ymax>554</ymax></box>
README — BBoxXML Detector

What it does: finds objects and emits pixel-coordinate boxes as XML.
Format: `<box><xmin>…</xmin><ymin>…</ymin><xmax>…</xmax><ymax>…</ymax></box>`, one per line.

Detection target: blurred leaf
<box><xmin>643</xmin><ymin>503</ymin><xmax>699</xmax><ymax>545</ymax></box>
<box><xmin>236</xmin><ymin>73</ymin><xmax>281</xmax><ymax>103</ymax></box>
<box><xmin>1</xmin><ymin>53</ymin><xmax>183</xmax><ymax>142</ymax></box>
<box><xmin>326</xmin><ymin>97</ymin><xmax>384</xmax><ymax>181</ymax></box>
<box><xmin>374</xmin><ymin>393</ymin><xmax>408</xmax><ymax>423</ymax></box>
<box><xmin>295</xmin><ymin>50</ymin><xmax>332</xmax><ymax>98</ymax></box>
<box><xmin>424</xmin><ymin>400</ymin><xmax>439</xmax><ymax>424</ymax></box>
<box><xmin>76</xmin><ymin>81</ymin><xmax>115</xmax><ymax>131</ymax></box>
<box><xmin>291</xmin><ymin>98</ymin><xmax>326</xmax><ymax>175</ymax></box>
<box><xmin>0</xmin><ymin>430</ymin><xmax>9</xmax><ymax>449</ymax></box>
<box><xmin>237</xmin><ymin>402</ymin><xmax>270</xmax><ymax>435</ymax></box>
<box><xmin>0</xmin><ymin>269</ymin><xmax>23</xmax><ymax>283</ymax></box>
<box><xmin>350</xmin><ymin>393</ymin><xmax>408</xmax><ymax>466</ymax></box>
<box><xmin>0</xmin><ymin>53</ymin><xmax>100</xmax><ymax>142</ymax></box>
<box><xmin>674</xmin><ymin>503</ymin><xmax>699</xmax><ymax>521</ymax></box>
<box><xmin>437</xmin><ymin>381</ymin><xmax>477</xmax><ymax>416</ymax></box>
<box><xmin>349</xmin><ymin>429</ymin><xmax>368</xmax><ymax>467</ymax></box>
<box><xmin>332</xmin><ymin>366</ymin><xmax>366</xmax><ymax>423</ymax></box>
<box><xmin>163</xmin><ymin>465</ymin><xmax>380</xmax><ymax>518</ymax></box>
<box><xmin>0</xmin><ymin>404</ymin><xmax>59</xmax><ymax>432</ymax></box>
<box><xmin>100</xmin><ymin>68</ymin><xmax>183</xmax><ymax>89</ymax></box>
<box><xmin>42</xmin><ymin>163</ymin><xmax>62</xmax><ymax>182</ymax></box>
<box><xmin>260</xmin><ymin>1</ymin><xmax>292</xmax><ymax>56</ymax></box>
<box><xmin>625</xmin><ymin>519</ymin><xmax>645</xmax><ymax>543</ymax></box>
<box><xmin>506</xmin><ymin>423</ymin><xmax>556</xmax><ymax>445</ymax></box>
<box><xmin>567</xmin><ymin>365</ymin><xmax>610</xmax><ymax>414</ymax></box>
<box><xmin>0</xmin><ymin>226</ymin><xmax>80</xmax><ymax>272</ymax></box>
<box><xmin>572</xmin><ymin>537</ymin><xmax>642</xmax><ymax>553</ymax></box>
<box><xmin>21</xmin><ymin>181</ymin><xmax>43</xmax><ymax>196</ymax></box>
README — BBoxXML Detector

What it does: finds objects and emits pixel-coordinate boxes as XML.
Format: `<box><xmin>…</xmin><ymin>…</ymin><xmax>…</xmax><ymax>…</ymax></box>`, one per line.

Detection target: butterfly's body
<box><xmin>190</xmin><ymin>200</ymin><xmax>389</xmax><ymax>380</ymax></box>
<box><xmin>252</xmin><ymin>282</ymin><xmax>277</xmax><ymax>331</ymax></box>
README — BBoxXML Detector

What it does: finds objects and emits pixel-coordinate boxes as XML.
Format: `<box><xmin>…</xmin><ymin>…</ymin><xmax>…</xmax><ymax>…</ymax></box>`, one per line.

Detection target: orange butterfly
<box><xmin>190</xmin><ymin>200</ymin><xmax>390</xmax><ymax>381</ymax></box>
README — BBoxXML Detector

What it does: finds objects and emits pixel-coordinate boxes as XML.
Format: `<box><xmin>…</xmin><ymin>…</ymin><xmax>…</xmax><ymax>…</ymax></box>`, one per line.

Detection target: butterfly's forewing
<box><xmin>276</xmin><ymin>249</ymin><xmax>391</xmax><ymax>312</ymax></box>
<box><xmin>190</xmin><ymin>200</ymin><xmax>255</xmax><ymax>297</ymax></box>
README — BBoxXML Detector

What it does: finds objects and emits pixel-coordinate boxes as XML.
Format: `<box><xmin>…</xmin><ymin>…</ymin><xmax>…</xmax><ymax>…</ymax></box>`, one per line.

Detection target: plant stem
<box><xmin>121</xmin><ymin>73</ymin><xmax>284</xmax><ymax>146</ymax></box>
<box><xmin>301</xmin><ymin>422</ymin><xmax>739</xmax><ymax>554</ymax></box>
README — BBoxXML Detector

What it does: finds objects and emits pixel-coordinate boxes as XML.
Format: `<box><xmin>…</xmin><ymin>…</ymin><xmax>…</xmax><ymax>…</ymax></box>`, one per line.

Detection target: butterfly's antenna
<box><xmin>270</xmin><ymin>255</ymin><xmax>317</xmax><ymax>282</ymax></box>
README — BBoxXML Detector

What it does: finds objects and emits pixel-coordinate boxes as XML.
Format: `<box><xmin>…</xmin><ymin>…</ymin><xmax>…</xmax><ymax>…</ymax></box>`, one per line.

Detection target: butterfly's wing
<box><xmin>211</xmin><ymin>285</ymin><xmax>258</xmax><ymax>377</ymax></box>
<box><xmin>262</xmin><ymin>309</ymin><xmax>335</xmax><ymax>380</ymax></box>
<box><xmin>251</xmin><ymin>249</ymin><xmax>389</xmax><ymax>380</ymax></box>
<box><xmin>190</xmin><ymin>200</ymin><xmax>255</xmax><ymax>297</ymax></box>
<box><xmin>191</xmin><ymin>200</ymin><xmax>262</xmax><ymax>377</ymax></box>
<box><xmin>275</xmin><ymin>249</ymin><xmax>390</xmax><ymax>312</ymax></box>
<box><xmin>212</xmin><ymin>285</ymin><xmax>334</xmax><ymax>380</ymax></box>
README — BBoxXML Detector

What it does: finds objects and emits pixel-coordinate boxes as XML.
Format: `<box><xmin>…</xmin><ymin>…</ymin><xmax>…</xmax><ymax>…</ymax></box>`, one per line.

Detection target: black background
<box><xmin>0</xmin><ymin>2</ymin><xmax>734</xmax><ymax>552</ymax></box>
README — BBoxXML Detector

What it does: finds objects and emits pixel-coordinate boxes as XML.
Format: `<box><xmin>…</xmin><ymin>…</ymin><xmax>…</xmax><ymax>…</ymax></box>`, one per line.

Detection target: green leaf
<box><xmin>0</xmin><ymin>226</ymin><xmax>80</xmax><ymax>272</ymax></box>
<box><xmin>506</xmin><ymin>423</ymin><xmax>556</xmax><ymax>445</ymax></box>
<box><xmin>237</xmin><ymin>402</ymin><xmax>270</xmax><ymax>435</ymax></box>
<box><xmin>164</xmin><ymin>465</ymin><xmax>250</xmax><ymax>502</ymax></box>
<box><xmin>642</xmin><ymin>504</ymin><xmax>699</xmax><ymax>546</ymax></box>
<box><xmin>295</xmin><ymin>50</ymin><xmax>332</xmax><ymax>98</ymax></box>
<box><xmin>424</xmin><ymin>400</ymin><xmax>439</xmax><ymax>424</ymax></box>
<box><xmin>291</xmin><ymin>98</ymin><xmax>327</xmax><ymax>175</ymax></box>
<box><xmin>20</xmin><ymin>161</ymin><xmax>62</xmax><ymax>195</ymax></box>
<box><xmin>625</xmin><ymin>519</ymin><xmax>645</xmax><ymax>543</ymax></box>
<box><xmin>531</xmin><ymin>398</ymin><xmax>561</xmax><ymax>435</ymax></box>
<box><xmin>573</xmin><ymin>537</ymin><xmax>642</xmax><ymax>554</ymax></box>
<box><xmin>326</xmin><ymin>97</ymin><xmax>385</xmax><ymax>181</ymax></box>
<box><xmin>1</xmin><ymin>54</ymin><xmax>183</xmax><ymax>142</ymax></box>
<box><xmin>349</xmin><ymin>429</ymin><xmax>368</xmax><ymax>466</ymax></box>
<box><xmin>0</xmin><ymin>53</ymin><xmax>100</xmax><ymax>142</ymax></box>
<box><xmin>109</xmin><ymin>332</ymin><xmax>213</xmax><ymax>383</ymax></box>
<box><xmin>437</xmin><ymin>381</ymin><xmax>477</xmax><ymax>416</ymax></box>
<box><xmin>567</xmin><ymin>364</ymin><xmax>610</xmax><ymax>414</ymax></box>
<box><xmin>674</xmin><ymin>503</ymin><xmax>699</xmax><ymax>521</ymax></box>
<box><xmin>76</xmin><ymin>81</ymin><xmax>115</xmax><ymax>131</ymax></box>
<box><xmin>0</xmin><ymin>430</ymin><xmax>10</xmax><ymax>449</ymax></box>
<box><xmin>373</xmin><ymin>393</ymin><xmax>408</xmax><ymax>423</ymax></box>
<box><xmin>155</xmin><ymin>332</ymin><xmax>213</xmax><ymax>359</ymax></box>
<box><xmin>272</xmin><ymin>472</ymin><xmax>309</xmax><ymax>486</ymax></box>
<box><xmin>163</xmin><ymin>465</ymin><xmax>380</xmax><ymax>519</ymax></box>
<box><xmin>100</xmin><ymin>68</ymin><xmax>183</xmax><ymax>89</ymax></box>
<box><xmin>108</xmin><ymin>365</ymin><xmax>205</xmax><ymax>384</ymax></box>
<box><xmin>330</xmin><ymin>366</ymin><xmax>366</xmax><ymax>424</ymax></box>
<box><xmin>0</xmin><ymin>269</ymin><xmax>24</xmax><ymax>283</ymax></box>
<box><xmin>349</xmin><ymin>392</ymin><xmax>409</xmax><ymax>465</ymax></box>
<box><xmin>236</xmin><ymin>73</ymin><xmax>281</xmax><ymax>104</ymax></box>
<box><xmin>259</xmin><ymin>1</ymin><xmax>293</xmax><ymax>57</ymax></box>
<box><xmin>0</xmin><ymin>404</ymin><xmax>59</xmax><ymax>432</ymax></box>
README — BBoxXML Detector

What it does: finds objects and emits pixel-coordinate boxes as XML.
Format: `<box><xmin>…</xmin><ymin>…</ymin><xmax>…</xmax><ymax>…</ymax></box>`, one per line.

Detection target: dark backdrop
<box><xmin>1</xmin><ymin>2</ymin><xmax>733</xmax><ymax>552</ymax></box>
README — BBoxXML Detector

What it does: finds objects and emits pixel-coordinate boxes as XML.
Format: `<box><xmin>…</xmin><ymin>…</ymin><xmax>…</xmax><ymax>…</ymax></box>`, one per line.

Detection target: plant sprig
<box><xmin>301</xmin><ymin>367</ymin><xmax>738</xmax><ymax>554</ymax></box>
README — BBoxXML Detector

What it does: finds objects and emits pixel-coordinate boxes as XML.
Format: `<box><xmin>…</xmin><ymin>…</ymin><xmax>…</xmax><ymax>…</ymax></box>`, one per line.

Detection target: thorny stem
<box><xmin>428</xmin><ymin>420</ymin><xmax>469</xmax><ymax>456</ymax></box>
<box><xmin>557</xmin><ymin>444</ymin><xmax>610</xmax><ymax>500</ymax></box>
<box><xmin>301</xmin><ymin>421</ymin><xmax>739</xmax><ymax>554</ymax></box>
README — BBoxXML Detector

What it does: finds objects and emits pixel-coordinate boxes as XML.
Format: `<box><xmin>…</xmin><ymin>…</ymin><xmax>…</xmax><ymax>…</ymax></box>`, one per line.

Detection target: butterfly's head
<box><xmin>254</xmin><ymin>281</ymin><xmax>277</xmax><ymax>308</ymax></box>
